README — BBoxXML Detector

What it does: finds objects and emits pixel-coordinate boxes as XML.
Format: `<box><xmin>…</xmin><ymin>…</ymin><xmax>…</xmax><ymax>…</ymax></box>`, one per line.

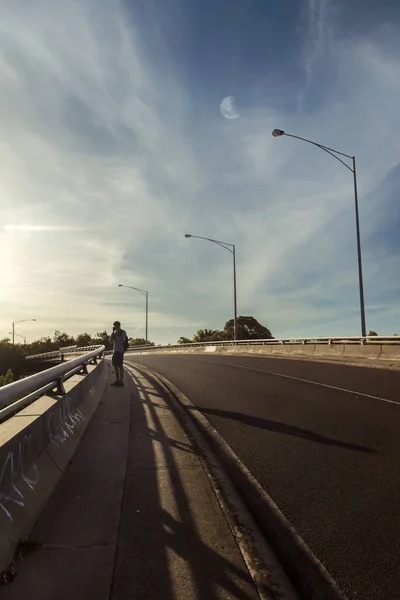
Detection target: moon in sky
<box><xmin>220</xmin><ymin>96</ymin><xmax>240</xmax><ymax>120</ymax></box>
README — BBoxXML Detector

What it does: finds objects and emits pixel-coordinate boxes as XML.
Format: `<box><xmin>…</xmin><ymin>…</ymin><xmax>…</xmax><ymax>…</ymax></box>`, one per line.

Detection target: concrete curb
<box><xmin>0</xmin><ymin>360</ymin><xmax>109</xmax><ymax>576</ymax></box>
<box><xmin>131</xmin><ymin>363</ymin><xmax>349</xmax><ymax>600</ymax></box>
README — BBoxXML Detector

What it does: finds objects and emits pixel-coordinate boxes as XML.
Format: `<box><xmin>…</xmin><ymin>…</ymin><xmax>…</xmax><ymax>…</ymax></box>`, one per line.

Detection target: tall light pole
<box><xmin>118</xmin><ymin>284</ymin><xmax>148</xmax><ymax>343</ymax></box>
<box><xmin>185</xmin><ymin>234</ymin><xmax>238</xmax><ymax>341</ymax></box>
<box><xmin>12</xmin><ymin>319</ymin><xmax>36</xmax><ymax>345</ymax></box>
<box><xmin>9</xmin><ymin>332</ymin><xmax>26</xmax><ymax>344</ymax></box>
<box><xmin>271</xmin><ymin>129</ymin><xmax>366</xmax><ymax>338</ymax></box>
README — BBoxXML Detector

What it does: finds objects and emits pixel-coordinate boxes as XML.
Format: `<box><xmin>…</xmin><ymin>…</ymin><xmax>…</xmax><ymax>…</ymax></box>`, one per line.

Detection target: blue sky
<box><xmin>1</xmin><ymin>0</ymin><xmax>400</xmax><ymax>344</ymax></box>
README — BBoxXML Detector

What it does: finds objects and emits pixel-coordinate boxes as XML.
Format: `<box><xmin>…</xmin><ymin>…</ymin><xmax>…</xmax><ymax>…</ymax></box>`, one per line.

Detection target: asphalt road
<box><xmin>126</xmin><ymin>353</ymin><xmax>400</xmax><ymax>600</ymax></box>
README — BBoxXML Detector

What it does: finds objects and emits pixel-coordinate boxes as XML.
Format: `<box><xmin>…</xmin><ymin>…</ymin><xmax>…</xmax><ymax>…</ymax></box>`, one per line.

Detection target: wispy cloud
<box><xmin>297</xmin><ymin>0</ymin><xmax>332</xmax><ymax>108</ymax></box>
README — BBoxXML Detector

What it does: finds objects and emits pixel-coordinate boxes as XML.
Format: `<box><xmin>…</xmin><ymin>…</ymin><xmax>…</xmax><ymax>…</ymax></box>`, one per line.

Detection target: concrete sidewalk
<box><xmin>1</xmin><ymin>364</ymin><xmax>260</xmax><ymax>600</ymax></box>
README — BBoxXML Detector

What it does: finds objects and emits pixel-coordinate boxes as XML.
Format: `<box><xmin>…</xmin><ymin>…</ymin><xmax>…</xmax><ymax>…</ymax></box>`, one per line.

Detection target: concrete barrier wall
<box><xmin>342</xmin><ymin>344</ymin><xmax>382</xmax><ymax>359</ymax></box>
<box><xmin>0</xmin><ymin>359</ymin><xmax>109</xmax><ymax>574</ymax></box>
<box><xmin>291</xmin><ymin>343</ymin><xmax>316</xmax><ymax>356</ymax></box>
<box><xmin>379</xmin><ymin>345</ymin><xmax>400</xmax><ymax>360</ymax></box>
<box><xmin>127</xmin><ymin>342</ymin><xmax>400</xmax><ymax>364</ymax></box>
<box><xmin>313</xmin><ymin>343</ymin><xmax>345</xmax><ymax>358</ymax></box>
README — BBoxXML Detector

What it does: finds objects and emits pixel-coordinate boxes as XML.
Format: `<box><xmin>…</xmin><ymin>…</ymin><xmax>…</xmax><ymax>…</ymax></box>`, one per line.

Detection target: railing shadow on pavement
<box><xmin>111</xmin><ymin>368</ymin><xmax>258</xmax><ymax>600</ymax></box>
<box><xmin>190</xmin><ymin>406</ymin><xmax>378</xmax><ymax>454</ymax></box>
<box><xmin>147</xmin><ymin>428</ymin><xmax>198</xmax><ymax>457</ymax></box>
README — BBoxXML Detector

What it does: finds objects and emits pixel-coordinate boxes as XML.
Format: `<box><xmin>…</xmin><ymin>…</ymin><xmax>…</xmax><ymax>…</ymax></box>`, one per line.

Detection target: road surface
<box><xmin>126</xmin><ymin>353</ymin><xmax>400</xmax><ymax>600</ymax></box>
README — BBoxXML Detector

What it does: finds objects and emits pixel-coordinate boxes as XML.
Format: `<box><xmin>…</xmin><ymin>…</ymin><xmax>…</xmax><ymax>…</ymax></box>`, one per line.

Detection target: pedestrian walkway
<box><xmin>1</xmin><ymin>364</ymin><xmax>260</xmax><ymax>600</ymax></box>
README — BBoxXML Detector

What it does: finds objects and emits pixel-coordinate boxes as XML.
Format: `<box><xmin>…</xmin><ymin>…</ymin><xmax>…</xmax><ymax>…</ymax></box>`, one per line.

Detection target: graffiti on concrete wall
<box><xmin>0</xmin><ymin>393</ymin><xmax>87</xmax><ymax>521</ymax></box>
<box><xmin>45</xmin><ymin>394</ymin><xmax>85</xmax><ymax>448</ymax></box>
<box><xmin>0</xmin><ymin>434</ymin><xmax>39</xmax><ymax>522</ymax></box>
<box><xmin>0</xmin><ymin>364</ymin><xmax>108</xmax><ymax>524</ymax></box>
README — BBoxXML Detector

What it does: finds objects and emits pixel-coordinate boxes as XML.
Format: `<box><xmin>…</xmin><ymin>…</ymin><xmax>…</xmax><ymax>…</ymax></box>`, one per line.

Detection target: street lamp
<box><xmin>9</xmin><ymin>332</ymin><xmax>26</xmax><ymax>344</ymax></box>
<box><xmin>118</xmin><ymin>284</ymin><xmax>148</xmax><ymax>344</ymax></box>
<box><xmin>271</xmin><ymin>129</ymin><xmax>366</xmax><ymax>337</ymax></box>
<box><xmin>185</xmin><ymin>234</ymin><xmax>238</xmax><ymax>341</ymax></box>
<box><xmin>12</xmin><ymin>319</ymin><xmax>36</xmax><ymax>345</ymax></box>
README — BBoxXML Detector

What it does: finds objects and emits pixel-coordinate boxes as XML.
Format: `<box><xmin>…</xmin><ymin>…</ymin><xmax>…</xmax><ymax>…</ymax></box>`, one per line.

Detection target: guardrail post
<box><xmin>79</xmin><ymin>363</ymin><xmax>89</xmax><ymax>374</ymax></box>
<box><xmin>55</xmin><ymin>377</ymin><xmax>66</xmax><ymax>395</ymax></box>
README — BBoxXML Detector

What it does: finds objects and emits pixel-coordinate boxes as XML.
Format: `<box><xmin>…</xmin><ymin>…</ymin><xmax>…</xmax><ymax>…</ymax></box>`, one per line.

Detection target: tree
<box><xmin>76</xmin><ymin>333</ymin><xmax>93</xmax><ymax>347</ymax></box>
<box><xmin>192</xmin><ymin>329</ymin><xmax>225</xmax><ymax>343</ymax></box>
<box><xmin>53</xmin><ymin>330</ymin><xmax>76</xmax><ymax>348</ymax></box>
<box><xmin>210</xmin><ymin>330</ymin><xmax>228</xmax><ymax>342</ymax></box>
<box><xmin>224</xmin><ymin>316</ymin><xmax>273</xmax><ymax>340</ymax></box>
<box><xmin>128</xmin><ymin>338</ymin><xmax>155</xmax><ymax>347</ymax></box>
<box><xmin>0</xmin><ymin>340</ymin><xmax>26</xmax><ymax>379</ymax></box>
<box><xmin>26</xmin><ymin>337</ymin><xmax>58</xmax><ymax>355</ymax></box>
<box><xmin>0</xmin><ymin>368</ymin><xmax>14</xmax><ymax>387</ymax></box>
<box><xmin>177</xmin><ymin>337</ymin><xmax>192</xmax><ymax>345</ymax></box>
<box><xmin>368</xmin><ymin>330</ymin><xmax>378</xmax><ymax>336</ymax></box>
<box><xmin>93</xmin><ymin>331</ymin><xmax>112</xmax><ymax>350</ymax></box>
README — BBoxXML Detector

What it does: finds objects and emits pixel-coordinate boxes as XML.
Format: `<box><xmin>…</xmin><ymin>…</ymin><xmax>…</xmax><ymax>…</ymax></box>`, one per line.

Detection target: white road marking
<box><xmin>215</xmin><ymin>361</ymin><xmax>400</xmax><ymax>407</ymax></box>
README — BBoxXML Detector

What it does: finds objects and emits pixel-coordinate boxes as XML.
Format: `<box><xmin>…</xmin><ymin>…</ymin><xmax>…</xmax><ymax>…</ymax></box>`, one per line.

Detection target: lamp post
<box><xmin>271</xmin><ymin>129</ymin><xmax>366</xmax><ymax>337</ymax></box>
<box><xmin>185</xmin><ymin>234</ymin><xmax>238</xmax><ymax>341</ymax></box>
<box><xmin>12</xmin><ymin>319</ymin><xmax>36</xmax><ymax>345</ymax></box>
<box><xmin>9</xmin><ymin>332</ymin><xmax>26</xmax><ymax>344</ymax></box>
<box><xmin>118</xmin><ymin>284</ymin><xmax>148</xmax><ymax>344</ymax></box>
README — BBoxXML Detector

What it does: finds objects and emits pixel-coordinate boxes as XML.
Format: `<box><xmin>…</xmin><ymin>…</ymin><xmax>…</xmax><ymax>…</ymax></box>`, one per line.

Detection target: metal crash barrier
<box><xmin>0</xmin><ymin>346</ymin><xmax>105</xmax><ymax>421</ymax></box>
<box><xmin>114</xmin><ymin>336</ymin><xmax>400</xmax><ymax>354</ymax></box>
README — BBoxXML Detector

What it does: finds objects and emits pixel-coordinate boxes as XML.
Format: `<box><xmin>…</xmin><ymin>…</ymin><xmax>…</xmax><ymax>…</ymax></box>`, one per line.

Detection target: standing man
<box><xmin>110</xmin><ymin>321</ymin><xmax>129</xmax><ymax>387</ymax></box>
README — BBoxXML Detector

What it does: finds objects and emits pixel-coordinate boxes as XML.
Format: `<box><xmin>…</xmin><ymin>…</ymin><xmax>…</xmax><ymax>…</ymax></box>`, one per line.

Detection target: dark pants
<box><xmin>112</xmin><ymin>351</ymin><xmax>124</xmax><ymax>367</ymax></box>
<box><xmin>112</xmin><ymin>351</ymin><xmax>124</xmax><ymax>382</ymax></box>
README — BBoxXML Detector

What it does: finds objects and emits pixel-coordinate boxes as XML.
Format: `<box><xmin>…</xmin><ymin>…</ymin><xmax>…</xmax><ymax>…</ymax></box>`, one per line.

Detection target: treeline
<box><xmin>177</xmin><ymin>316</ymin><xmax>273</xmax><ymax>344</ymax></box>
<box><xmin>0</xmin><ymin>330</ymin><xmax>105</xmax><ymax>383</ymax></box>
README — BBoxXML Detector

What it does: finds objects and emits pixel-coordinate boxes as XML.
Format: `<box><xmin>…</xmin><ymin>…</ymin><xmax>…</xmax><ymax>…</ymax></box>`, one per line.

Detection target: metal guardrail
<box><xmin>0</xmin><ymin>346</ymin><xmax>105</xmax><ymax>420</ymax></box>
<box><xmin>25</xmin><ymin>345</ymin><xmax>103</xmax><ymax>360</ymax></box>
<box><xmin>118</xmin><ymin>336</ymin><xmax>400</xmax><ymax>354</ymax></box>
<box><xmin>103</xmin><ymin>344</ymin><xmax>156</xmax><ymax>356</ymax></box>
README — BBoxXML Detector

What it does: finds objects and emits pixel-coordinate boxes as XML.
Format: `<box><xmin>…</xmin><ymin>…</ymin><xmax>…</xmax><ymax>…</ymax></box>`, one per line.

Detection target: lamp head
<box><xmin>184</xmin><ymin>234</ymin><xmax>192</xmax><ymax>238</ymax></box>
<box><xmin>272</xmin><ymin>129</ymin><xmax>285</xmax><ymax>137</ymax></box>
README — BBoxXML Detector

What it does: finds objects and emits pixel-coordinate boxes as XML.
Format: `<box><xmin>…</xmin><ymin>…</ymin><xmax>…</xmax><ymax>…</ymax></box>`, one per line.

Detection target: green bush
<box><xmin>0</xmin><ymin>368</ymin><xmax>14</xmax><ymax>387</ymax></box>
